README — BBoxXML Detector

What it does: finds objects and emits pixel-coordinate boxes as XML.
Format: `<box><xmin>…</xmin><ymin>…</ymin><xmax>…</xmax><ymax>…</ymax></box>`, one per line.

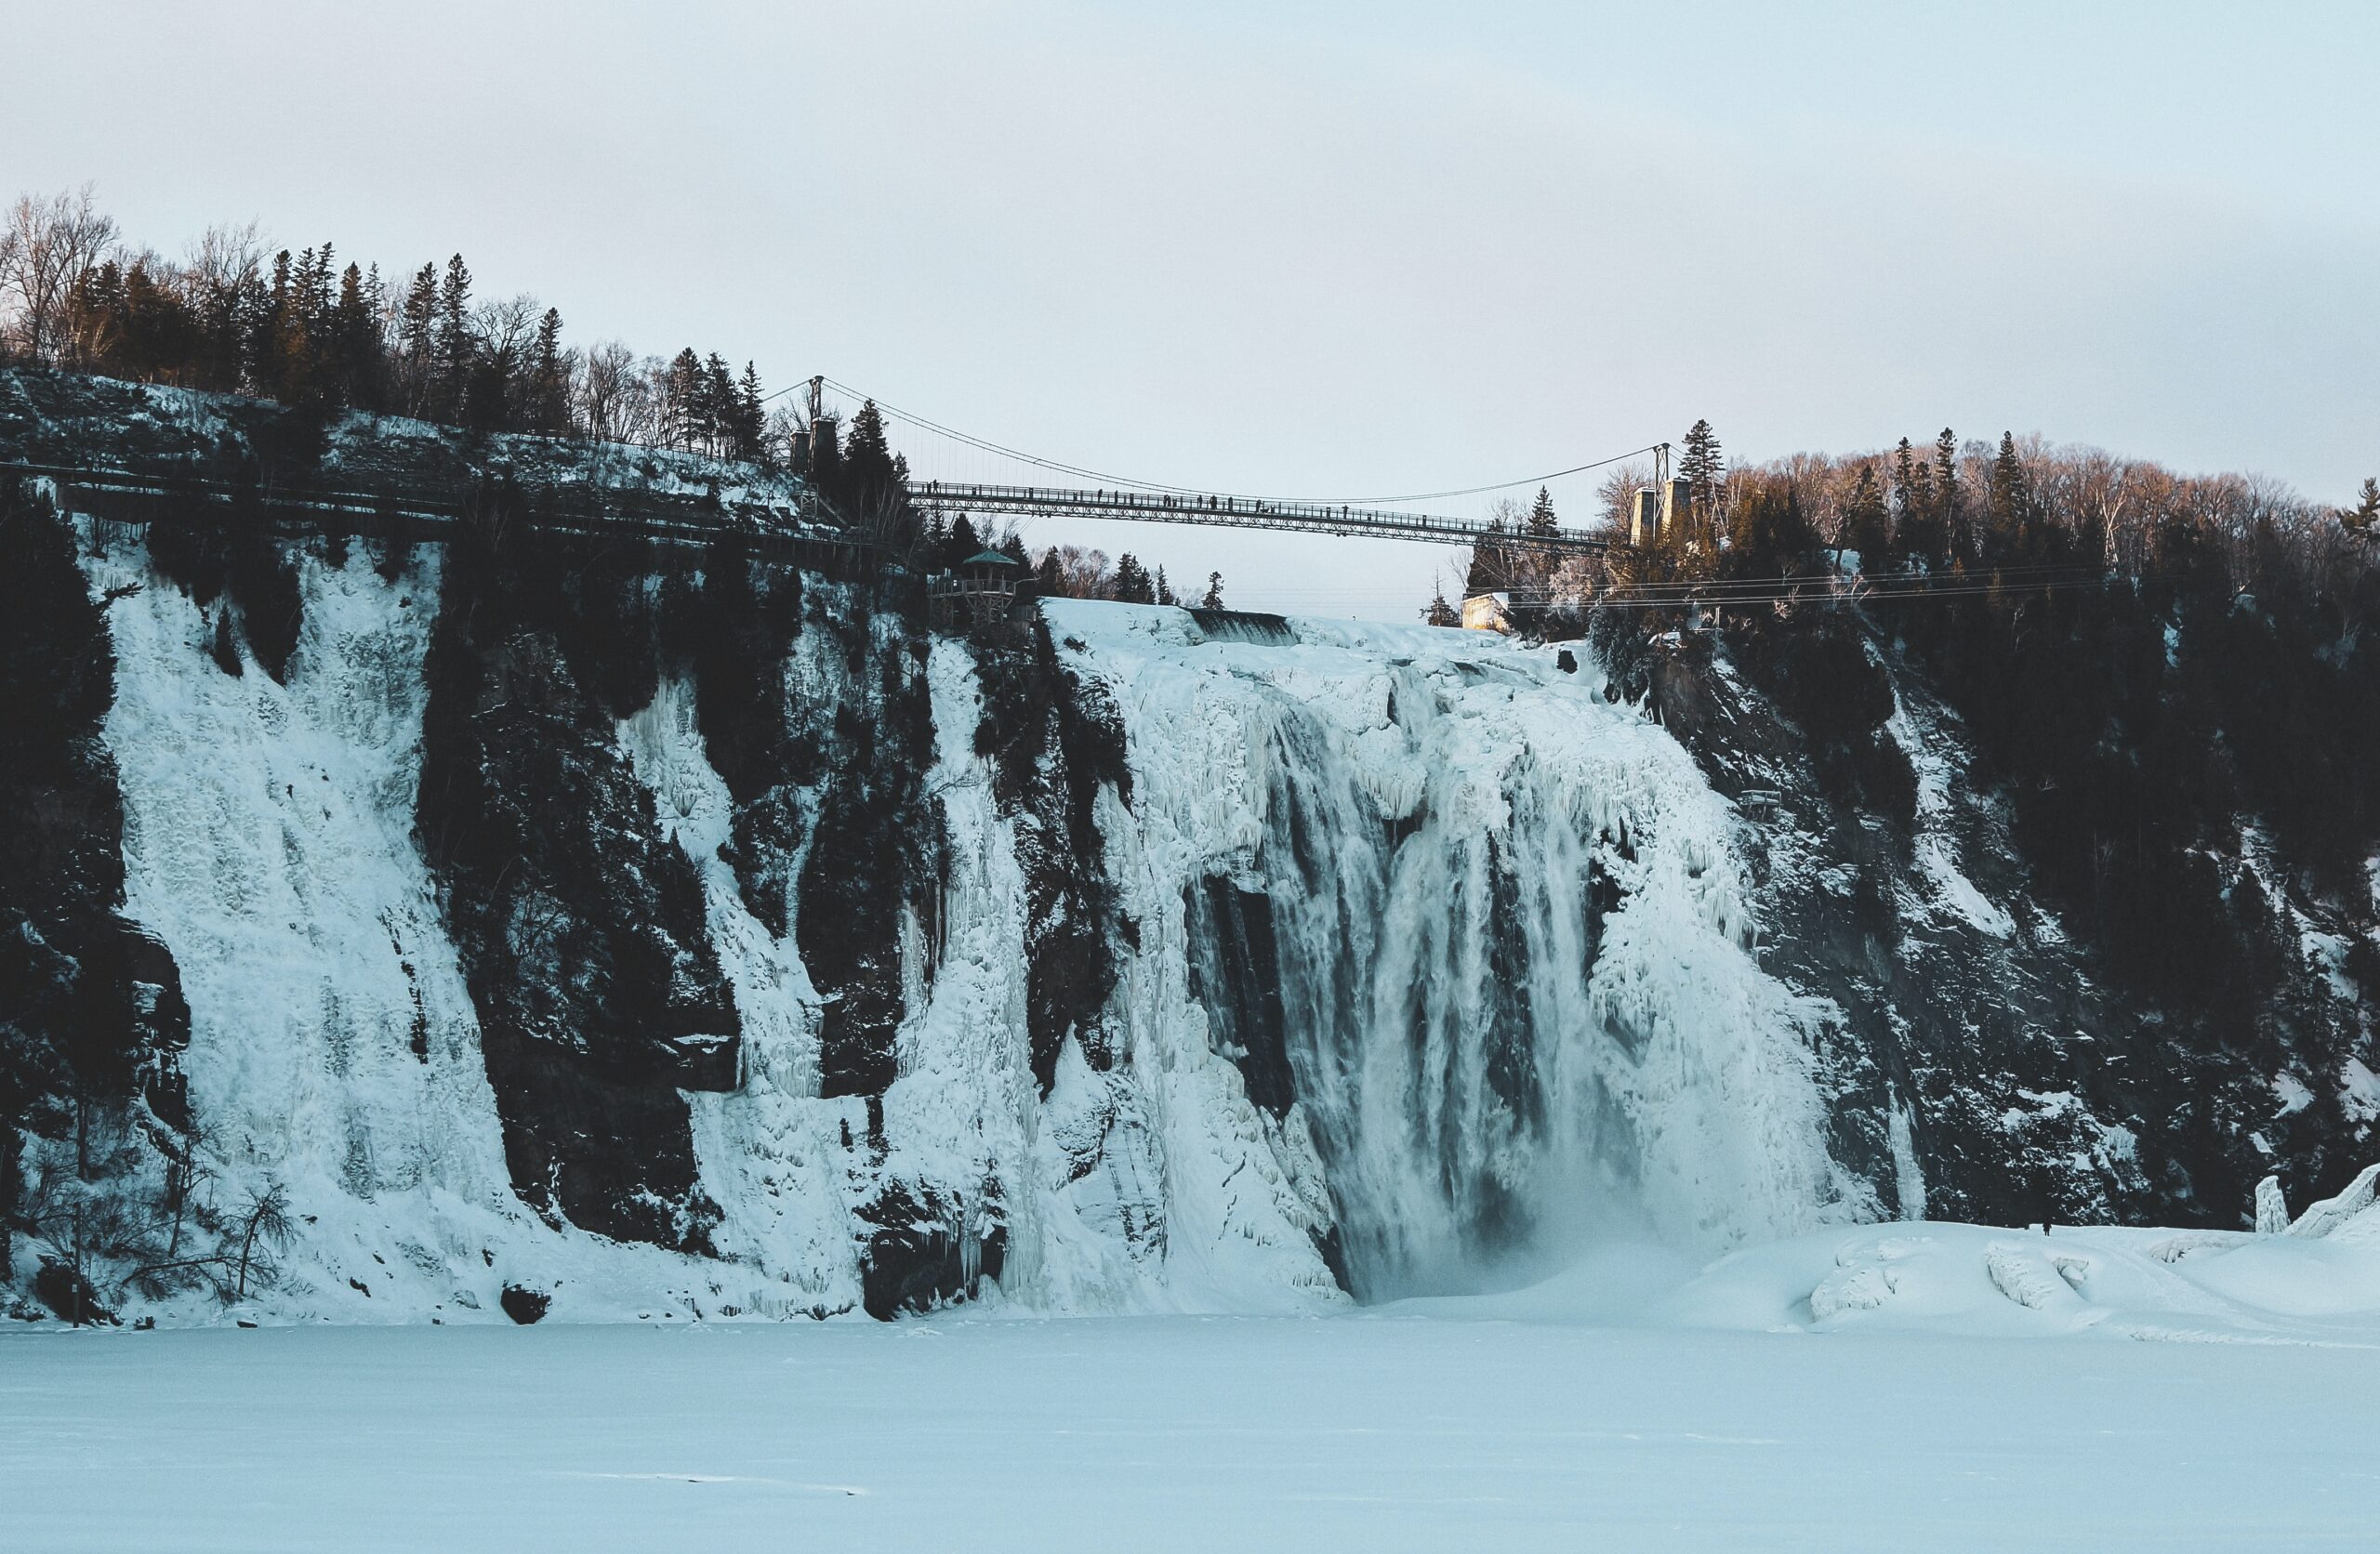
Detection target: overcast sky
<box><xmin>7</xmin><ymin>1</ymin><xmax>2375</xmax><ymax>617</ymax></box>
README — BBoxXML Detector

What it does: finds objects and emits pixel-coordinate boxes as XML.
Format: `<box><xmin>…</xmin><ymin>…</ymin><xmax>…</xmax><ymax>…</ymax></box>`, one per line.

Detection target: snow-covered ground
<box><xmin>8</xmin><ymin>1208</ymin><xmax>2376</xmax><ymax>1552</ymax></box>
<box><xmin>3</xmin><ymin>1321</ymin><xmax>2371</xmax><ymax>1554</ymax></box>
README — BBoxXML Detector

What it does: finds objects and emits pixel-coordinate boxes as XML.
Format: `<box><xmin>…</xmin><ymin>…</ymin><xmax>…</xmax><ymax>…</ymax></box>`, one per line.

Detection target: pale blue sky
<box><xmin>7</xmin><ymin>1</ymin><xmax>2374</xmax><ymax>615</ymax></box>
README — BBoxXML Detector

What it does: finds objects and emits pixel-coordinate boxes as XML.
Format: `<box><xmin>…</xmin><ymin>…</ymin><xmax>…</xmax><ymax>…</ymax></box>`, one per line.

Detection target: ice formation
<box><xmin>44</xmin><ymin>538</ymin><xmax>1865</xmax><ymax>1322</ymax></box>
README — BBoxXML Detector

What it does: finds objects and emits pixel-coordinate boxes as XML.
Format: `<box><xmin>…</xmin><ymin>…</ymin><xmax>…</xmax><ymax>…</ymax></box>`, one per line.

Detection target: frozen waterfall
<box><xmin>1057</xmin><ymin>602</ymin><xmax>1863</xmax><ymax>1298</ymax></box>
<box><xmin>61</xmin><ymin>527</ymin><xmax>1860</xmax><ymax>1323</ymax></box>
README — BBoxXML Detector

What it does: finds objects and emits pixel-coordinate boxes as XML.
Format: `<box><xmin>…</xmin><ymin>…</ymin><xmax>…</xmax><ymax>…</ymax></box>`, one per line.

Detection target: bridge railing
<box><xmin>907</xmin><ymin>481</ymin><xmax>1610</xmax><ymax>554</ymax></box>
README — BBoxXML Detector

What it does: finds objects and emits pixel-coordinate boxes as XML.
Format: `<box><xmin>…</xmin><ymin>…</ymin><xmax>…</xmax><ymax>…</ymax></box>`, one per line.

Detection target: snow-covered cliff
<box><xmin>10</xmin><ymin>365</ymin><xmax>2370</xmax><ymax>1325</ymax></box>
<box><xmin>7</xmin><ymin>507</ymin><xmax>1876</xmax><ymax>1324</ymax></box>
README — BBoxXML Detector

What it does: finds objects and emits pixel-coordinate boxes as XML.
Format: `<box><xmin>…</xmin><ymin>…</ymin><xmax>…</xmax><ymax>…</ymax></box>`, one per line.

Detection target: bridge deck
<box><xmin>908</xmin><ymin>481</ymin><xmax>1609</xmax><ymax>554</ymax></box>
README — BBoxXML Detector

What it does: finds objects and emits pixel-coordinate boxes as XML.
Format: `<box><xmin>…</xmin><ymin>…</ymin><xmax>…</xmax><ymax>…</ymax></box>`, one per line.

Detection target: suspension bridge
<box><xmin>790</xmin><ymin>376</ymin><xmax>1645</xmax><ymax>561</ymax></box>
<box><xmin>788</xmin><ymin>381</ymin><xmax>2120</xmax><ymax>619</ymax></box>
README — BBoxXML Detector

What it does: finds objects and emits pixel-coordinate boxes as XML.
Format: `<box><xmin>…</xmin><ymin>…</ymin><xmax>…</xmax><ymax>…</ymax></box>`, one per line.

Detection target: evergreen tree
<box><xmin>331</xmin><ymin>262</ymin><xmax>376</xmax><ymax>408</ymax></box>
<box><xmin>1526</xmin><ymin>485</ymin><xmax>1559</xmax><ymax>537</ymax></box>
<box><xmin>704</xmin><ymin>353</ymin><xmax>736</xmax><ymax>455</ymax></box>
<box><xmin>2344</xmin><ymin>477</ymin><xmax>2380</xmax><ymax>536</ymax></box>
<box><xmin>433</xmin><ymin>255</ymin><xmax>474</xmax><ymax>422</ymax></box>
<box><xmin>662</xmin><ymin>349</ymin><xmax>705</xmax><ymax>450</ymax></box>
<box><xmin>1423</xmin><ymin>586</ymin><xmax>1460</xmax><ymax>626</ymax></box>
<box><xmin>528</xmin><ymin>307</ymin><xmax>569</xmax><ymax>434</ymax></box>
<box><xmin>941</xmin><ymin>513</ymin><xmax>981</xmax><ymax>573</ymax></box>
<box><xmin>1155</xmin><ymin>566</ymin><xmax>1175</xmax><ymax>606</ymax></box>
<box><xmin>736</xmin><ymin>362</ymin><xmax>766</xmax><ymax>461</ymax></box>
<box><xmin>297</xmin><ymin>244</ymin><xmax>336</xmax><ymax>386</ymax></box>
<box><xmin>1988</xmin><ymin>430</ymin><xmax>2029</xmax><ymax>540</ymax></box>
<box><xmin>1722</xmin><ymin>481</ymin><xmax>1819</xmax><ymax>577</ymax></box>
<box><xmin>1113</xmin><ymin>552</ymin><xmax>1155</xmax><ymax>604</ymax></box>
<box><xmin>1037</xmin><ymin>547</ymin><xmax>1064</xmax><ymax>597</ymax></box>
<box><xmin>1934</xmin><ymin>427</ymin><xmax>1964</xmax><ymax>559</ymax></box>
<box><xmin>1679</xmin><ymin>418</ymin><xmax>1725</xmax><ymax>540</ymax></box>
<box><xmin>1201</xmin><ymin>571</ymin><xmax>1224</xmax><ymax>609</ymax></box>
<box><xmin>399</xmin><ymin>262</ymin><xmax>438</xmax><ymax>414</ymax></box>
<box><xmin>1890</xmin><ymin>434</ymin><xmax>1944</xmax><ymax>567</ymax></box>
<box><xmin>837</xmin><ymin>400</ymin><xmax>903</xmax><ymax>517</ymax></box>
<box><xmin>259</xmin><ymin>248</ymin><xmax>298</xmax><ymax>399</ymax></box>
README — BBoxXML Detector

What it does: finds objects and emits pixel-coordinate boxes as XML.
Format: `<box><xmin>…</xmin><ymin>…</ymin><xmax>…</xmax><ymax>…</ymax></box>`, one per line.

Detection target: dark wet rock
<box><xmin>970</xmin><ymin>614</ymin><xmax>1130</xmax><ymax>1091</ymax></box>
<box><xmin>498</xmin><ymin>1284</ymin><xmax>549</xmax><ymax>1324</ymax></box>
<box><xmin>1185</xmin><ymin>879</ymin><xmax>1295</xmax><ymax>1117</ymax></box>
<box><xmin>857</xmin><ymin>1180</ymin><xmax>1006</xmax><ymax>1319</ymax></box>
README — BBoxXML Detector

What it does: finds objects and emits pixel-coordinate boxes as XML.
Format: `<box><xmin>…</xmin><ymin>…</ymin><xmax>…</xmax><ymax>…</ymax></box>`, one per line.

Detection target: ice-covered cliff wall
<box><xmin>12</xmin><ymin>515</ymin><xmax>1866</xmax><ymax>1324</ymax></box>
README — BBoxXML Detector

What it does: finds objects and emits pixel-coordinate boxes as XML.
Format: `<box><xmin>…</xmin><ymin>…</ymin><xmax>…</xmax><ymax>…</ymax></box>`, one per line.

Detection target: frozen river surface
<box><xmin>7</xmin><ymin>1302</ymin><xmax>2377</xmax><ymax>1553</ymax></box>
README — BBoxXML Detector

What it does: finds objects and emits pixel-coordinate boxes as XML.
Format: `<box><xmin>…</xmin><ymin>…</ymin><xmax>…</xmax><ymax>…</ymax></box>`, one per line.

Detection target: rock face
<box><xmin>1627</xmin><ymin>615</ymin><xmax>2373</xmax><ymax>1231</ymax></box>
<box><xmin>5</xmin><ymin>380</ymin><xmax>2374</xmax><ymax>1324</ymax></box>
<box><xmin>416</xmin><ymin>507</ymin><xmax>741</xmax><ymax>1252</ymax></box>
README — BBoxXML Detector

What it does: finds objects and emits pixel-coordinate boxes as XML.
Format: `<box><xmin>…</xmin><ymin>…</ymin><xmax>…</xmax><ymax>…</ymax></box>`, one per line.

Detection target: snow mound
<box><xmin>1660</xmin><ymin>1214</ymin><xmax>2380</xmax><ymax>1343</ymax></box>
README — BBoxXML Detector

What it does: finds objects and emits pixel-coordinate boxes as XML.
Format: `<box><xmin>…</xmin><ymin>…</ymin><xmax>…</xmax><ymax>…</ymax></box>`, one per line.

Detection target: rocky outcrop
<box><xmin>1634</xmin><ymin>610</ymin><xmax>2372</xmax><ymax>1229</ymax></box>
<box><xmin>969</xmin><ymin>616</ymin><xmax>1131</xmax><ymax>1092</ymax></box>
<box><xmin>416</xmin><ymin>502</ymin><xmax>738</xmax><ymax>1250</ymax></box>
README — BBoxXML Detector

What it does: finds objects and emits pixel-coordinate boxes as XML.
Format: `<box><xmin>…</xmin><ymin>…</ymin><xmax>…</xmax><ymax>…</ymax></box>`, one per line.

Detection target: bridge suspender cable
<box><xmin>797</xmin><ymin>374</ymin><xmax>1665</xmax><ymax>510</ymax></box>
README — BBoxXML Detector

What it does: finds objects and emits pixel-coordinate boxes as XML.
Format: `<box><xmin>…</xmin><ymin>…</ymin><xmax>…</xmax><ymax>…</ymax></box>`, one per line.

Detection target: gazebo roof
<box><xmin>961</xmin><ymin>550</ymin><xmax>1021</xmax><ymax>568</ymax></box>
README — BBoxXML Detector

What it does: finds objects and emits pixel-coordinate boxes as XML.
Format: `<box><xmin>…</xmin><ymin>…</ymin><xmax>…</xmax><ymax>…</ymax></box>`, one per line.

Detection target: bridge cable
<box><xmin>803</xmin><ymin>374</ymin><xmax>1665</xmax><ymax>509</ymax></box>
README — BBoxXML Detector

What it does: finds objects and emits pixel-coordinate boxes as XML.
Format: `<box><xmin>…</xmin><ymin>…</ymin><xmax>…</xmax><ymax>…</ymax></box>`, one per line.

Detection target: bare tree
<box><xmin>473</xmin><ymin>293</ymin><xmax>542</xmax><ymax>364</ymax></box>
<box><xmin>1595</xmin><ymin>460</ymin><xmax>1654</xmax><ymax>534</ymax></box>
<box><xmin>232</xmin><ymin>1182</ymin><xmax>292</xmax><ymax>1299</ymax></box>
<box><xmin>0</xmin><ymin>184</ymin><xmax>121</xmax><ymax>362</ymax></box>
<box><xmin>575</xmin><ymin>339</ymin><xmax>639</xmax><ymax>442</ymax></box>
<box><xmin>184</xmin><ymin>218</ymin><xmax>267</xmax><ymax>295</ymax></box>
<box><xmin>576</xmin><ymin>349</ymin><xmax>665</xmax><ymax>447</ymax></box>
<box><xmin>1052</xmin><ymin>545</ymin><xmax>1113</xmax><ymax>598</ymax></box>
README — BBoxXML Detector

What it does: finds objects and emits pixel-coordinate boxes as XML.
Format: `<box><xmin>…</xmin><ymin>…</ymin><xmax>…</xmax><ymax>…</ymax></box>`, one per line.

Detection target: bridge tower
<box><xmin>1630</xmin><ymin>442</ymin><xmax>1680</xmax><ymax>547</ymax></box>
<box><xmin>792</xmin><ymin>375</ymin><xmax>831</xmax><ymax>477</ymax></box>
<box><xmin>789</xmin><ymin>375</ymin><xmax>827</xmax><ymax>473</ymax></box>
